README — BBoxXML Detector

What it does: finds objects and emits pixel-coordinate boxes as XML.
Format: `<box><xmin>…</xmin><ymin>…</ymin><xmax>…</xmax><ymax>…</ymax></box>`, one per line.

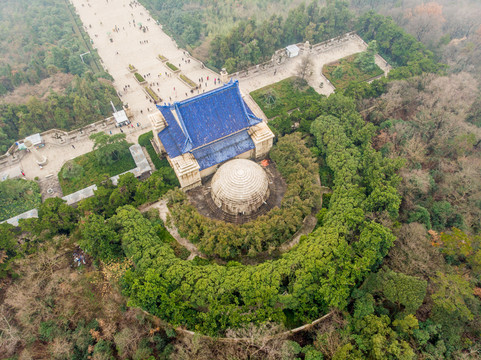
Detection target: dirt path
<box><xmin>141</xmin><ymin>200</ymin><xmax>204</xmax><ymax>260</ymax></box>
<box><xmin>279</xmin><ymin>213</ymin><xmax>318</xmax><ymax>252</ymax></box>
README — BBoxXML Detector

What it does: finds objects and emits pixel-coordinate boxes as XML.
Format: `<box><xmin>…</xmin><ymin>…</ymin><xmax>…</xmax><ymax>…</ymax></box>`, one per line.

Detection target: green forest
<box><xmin>2</xmin><ymin>0</ymin><xmax>481</xmax><ymax>359</ymax></box>
<box><xmin>0</xmin><ymin>0</ymin><xmax>121</xmax><ymax>152</ymax></box>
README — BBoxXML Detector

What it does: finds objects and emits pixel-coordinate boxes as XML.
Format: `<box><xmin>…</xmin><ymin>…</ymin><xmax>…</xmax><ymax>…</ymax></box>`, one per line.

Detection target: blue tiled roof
<box><xmin>175</xmin><ymin>80</ymin><xmax>261</xmax><ymax>150</ymax></box>
<box><xmin>155</xmin><ymin>80</ymin><xmax>262</xmax><ymax>168</ymax></box>
<box><xmin>192</xmin><ymin>130</ymin><xmax>255</xmax><ymax>171</ymax></box>
<box><xmin>157</xmin><ymin>106</ymin><xmax>186</xmax><ymax>159</ymax></box>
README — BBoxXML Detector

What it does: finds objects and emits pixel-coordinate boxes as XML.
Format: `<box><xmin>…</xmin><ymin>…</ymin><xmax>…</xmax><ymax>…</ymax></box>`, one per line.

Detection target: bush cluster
<box><xmin>168</xmin><ymin>132</ymin><xmax>321</xmax><ymax>259</ymax></box>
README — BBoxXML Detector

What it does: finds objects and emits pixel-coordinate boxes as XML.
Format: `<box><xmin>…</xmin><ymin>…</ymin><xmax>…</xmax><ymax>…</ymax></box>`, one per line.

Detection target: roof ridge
<box><xmin>172</xmin><ymin>103</ymin><xmax>193</xmax><ymax>152</ymax></box>
<box><xmin>175</xmin><ymin>79</ymin><xmax>237</xmax><ymax>108</ymax></box>
<box><xmin>236</xmin><ymin>85</ymin><xmax>262</xmax><ymax>126</ymax></box>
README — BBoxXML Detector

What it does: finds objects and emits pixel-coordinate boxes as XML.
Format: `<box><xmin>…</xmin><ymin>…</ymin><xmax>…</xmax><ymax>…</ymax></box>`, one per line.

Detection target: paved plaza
<box><xmin>1</xmin><ymin>0</ymin><xmax>390</xmax><ymax>186</ymax></box>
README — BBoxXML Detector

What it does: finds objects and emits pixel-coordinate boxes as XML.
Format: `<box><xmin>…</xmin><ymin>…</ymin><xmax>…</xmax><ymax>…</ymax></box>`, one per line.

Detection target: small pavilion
<box><xmin>149</xmin><ymin>80</ymin><xmax>274</xmax><ymax>190</ymax></box>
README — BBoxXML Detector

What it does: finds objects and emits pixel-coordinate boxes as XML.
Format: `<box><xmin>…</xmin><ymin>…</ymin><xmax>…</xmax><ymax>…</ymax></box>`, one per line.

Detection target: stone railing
<box><xmin>172</xmin><ymin>311</ymin><xmax>334</xmax><ymax>343</ymax></box>
<box><xmin>0</xmin><ymin>116</ymin><xmax>116</xmax><ymax>163</ymax></box>
<box><xmin>227</xmin><ymin>32</ymin><xmax>359</xmax><ymax>81</ymax></box>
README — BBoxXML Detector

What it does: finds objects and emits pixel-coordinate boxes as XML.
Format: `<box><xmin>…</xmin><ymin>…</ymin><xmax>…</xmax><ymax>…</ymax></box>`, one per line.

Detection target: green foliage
<box><xmin>0</xmin><ymin>0</ymin><xmax>103</xmax><ymax>93</ymax></box>
<box><xmin>0</xmin><ymin>179</ymin><xmax>42</xmax><ymax>221</ymax></box>
<box><xmin>354</xmin><ymin>40</ymin><xmax>378</xmax><ymax>72</ymax></box>
<box><xmin>38</xmin><ymin>197</ymin><xmax>79</xmax><ymax>235</ymax></box>
<box><xmin>427</xmin><ymin>271</ymin><xmax>480</xmax><ymax>351</ymax></box>
<box><xmin>209</xmin><ymin>1</ymin><xmax>354</xmax><ymax>71</ymax></box>
<box><xmin>77</xmin><ymin>169</ymin><xmax>177</xmax><ymax>220</ymax></box>
<box><xmin>61</xmin><ymin>160</ymin><xmax>84</xmax><ymax>180</ymax></box>
<box><xmin>140</xmin><ymin>0</ymin><xmax>202</xmax><ymax>47</ymax></box>
<box><xmin>431</xmin><ymin>272</ymin><xmax>476</xmax><ymax>324</ymax></box>
<box><xmin>356</xmin><ymin>12</ymin><xmax>443</xmax><ymax>77</ymax></box>
<box><xmin>138</xmin><ymin>131</ymin><xmax>153</xmax><ymax>148</ymax></box>
<box><xmin>168</xmin><ymin>132</ymin><xmax>322</xmax><ymax>259</ymax></box>
<box><xmin>0</xmin><ymin>73</ymin><xmax>121</xmax><ymax>151</ymax></box>
<box><xmin>251</xmin><ymin>77</ymin><xmax>323</xmax><ymax>119</ymax></box>
<box><xmin>364</xmin><ymin>268</ymin><xmax>427</xmax><ymax>314</ymax></box>
<box><xmin>0</xmin><ymin>0</ymin><xmax>119</xmax><ymax>150</ymax></box>
<box><xmin>0</xmin><ymin>223</ymin><xmax>19</xmax><ymax>278</ymax></box>
<box><xmin>93</xmin><ymin>340</ymin><xmax>115</xmax><ymax>360</ymax></box>
<box><xmin>407</xmin><ymin>205</ymin><xmax>431</xmax><ymax>229</ymax></box>
<box><xmin>440</xmin><ymin>228</ymin><xmax>481</xmax><ymax>273</ymax></box>
<box><xmin>134</xmin><ymin>72</ymin><xmax>146</xmax><ymax>82</ymax></box>
<box><xmin>58</xmin><ymin>138</ymin><xmax>136</xmax><ymax>195</ymax></box>
<box><xmin>137</xmin><ymin>131</ymin><xmax>179</xmax><ymax>186</ymax></box>
<box><xmin>90</xmin><ymin>132</ymin><xmax>129</xmax><ymax>165</ymax></box>
<box><xmin>179</xmin><ymin>74</ymin><xmax>196</xmax><ymax>87</ymax></box>
<box><xmin>334</xmin><ymin>314</ymin><xmax>417</xmax><ymax>360</ymax></box>
<box><xmin>114</xmin><ymin>95</ymin><xmax>402</xmax><ymax>335</ymax></box>
<box><xmin>71</xmin><ymin>320</ymin><xmax>99</xmax><ymax>360</ymax></box>
<box><xmin>79</xmin><ymin>214</ymin><xmax>123</xmax><ymax>262</ymax></box>
<box><xmin>38</xmin><ymin>320</ymin><xmax>60</xmax><ymax>342</ymax></box>
<box><xmin>430</xmin><ymin>201</ymin><xmax>463</xmax><ymax>231</ymax></box>
<box><xmin>166</xmin><ymin>62</ymin><xmax>179</xmax><ymax>72</ymax></box>
<box><xmin>323</xmin><ymin>52</ymin><xmax>383</xmax><ymax>89</ymax></box>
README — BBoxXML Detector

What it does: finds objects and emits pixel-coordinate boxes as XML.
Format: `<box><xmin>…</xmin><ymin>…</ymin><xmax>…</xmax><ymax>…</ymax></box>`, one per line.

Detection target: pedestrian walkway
<box><xmin>2</xmin><ymin>0</ymin><xmax>391</xmax><ymax>185</ymax></box>
<box><xmin>70</xmin><ymin>0</ymin><xmax>223</xmax><ymax>132</ymax></box>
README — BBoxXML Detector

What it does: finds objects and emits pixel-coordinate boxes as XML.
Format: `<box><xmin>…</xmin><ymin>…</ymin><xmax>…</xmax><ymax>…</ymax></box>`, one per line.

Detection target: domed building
<box><xmin>211</xmin><ymin>159</ymin><xmax>270</xmax><ymax>215</ymax></box>
<box><xmin>149</xmin><ymin>80</ymin><xmax>274</xmax><ymax>190</ymax></box>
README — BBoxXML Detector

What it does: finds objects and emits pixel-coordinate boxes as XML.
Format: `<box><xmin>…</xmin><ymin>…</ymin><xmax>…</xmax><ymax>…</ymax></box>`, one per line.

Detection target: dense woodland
<box><xmin>2</xmin><ymin>0</ymin><xmax>481</xmax><ymax>359</ymax></box>
<box><xmin>0</xmin><ymin>0</ymin><xmax>121</xmax><ymax>152</ymax></box>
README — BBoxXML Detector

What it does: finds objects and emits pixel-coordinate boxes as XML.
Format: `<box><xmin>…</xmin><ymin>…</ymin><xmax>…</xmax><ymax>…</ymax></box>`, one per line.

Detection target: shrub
<box><xmin>61</xmin><ymin>160</ymin><xmax>84</xmax><ymax>180</ymax></box>
<box><xmin>166</xmin><ymin>62</ymin><xmax>178</xmax><ymax>72</ymax></box>
<box><xmin>168</xmin><ymin>133</ymin><xmax>322</xmax><ymax>259</ymax></box>
<box><xmin>179</xmin><ymin>74</ymin><xmax>196</xmax><ymax>87</ymax></box>
<box><xmin>145</xmin><ymin>87</ymin><xmax>160</xmax><ymax>102</ymax></box>
<box><xmin>0</xmin><ymin>179</ymin><xmax>42</xmax><ymax>221</ymax></box>
<box><xmin>134</xmin><ymin>72</ymin><xmax>145</xmax><ymax>82</ymax></box>
<box><xmin>323</xmin><ymin>53</ymin><xmax>383</xmax><ymax>89</ymax></box>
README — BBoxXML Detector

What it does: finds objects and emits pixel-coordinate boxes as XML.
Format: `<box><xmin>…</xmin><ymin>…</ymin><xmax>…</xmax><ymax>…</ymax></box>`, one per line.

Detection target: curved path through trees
<box><xmin>140</xmin><ymin>200</ymin><xmax>204</xmax><ymax>260</ymax></box>
<box><xmin>140</xmin><ymin>184</ymin><xmax>331</xmax><ymax>260</ymax></box>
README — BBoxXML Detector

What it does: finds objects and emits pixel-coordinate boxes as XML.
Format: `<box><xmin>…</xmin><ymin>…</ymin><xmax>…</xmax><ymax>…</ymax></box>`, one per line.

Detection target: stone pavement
<box><xmin>9</xmin><ymin>0</ymin><xmax>225</xmax><ymax>182</ymax></box>
<box><xmin>234</xmin><ymin>34</ymin><xmax>391</xmax><ymax>96</ymax></box>
<box><xmin>3</xmin><ymin>0</ymin><xmax>391</xmax><ymax>184</ymax></box>
<box><xmin>70</xmin><ymin>0</ymin><xmax>223</xmax><ymax>123</ymax></box>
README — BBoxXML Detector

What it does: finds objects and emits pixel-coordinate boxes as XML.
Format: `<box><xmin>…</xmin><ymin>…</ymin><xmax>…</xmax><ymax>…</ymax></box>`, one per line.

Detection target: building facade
<box><xmin>149</xmin><ymin>80</ymin><xmax>274</xmax><ymax>190</ymax></box>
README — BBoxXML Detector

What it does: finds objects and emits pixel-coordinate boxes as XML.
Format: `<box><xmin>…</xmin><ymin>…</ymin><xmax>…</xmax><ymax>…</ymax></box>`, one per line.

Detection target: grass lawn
<box><xmin>59</xmin><ymin>141</ymin><xmax>136</xmax><ymax>195</ymax></box>
<box><xmin>322</xmin><ymin>53</ymin><xmax>384</xmax><ymax>89</ymax></box>
<box><xmin>250</xmin><ymin>77</ymin><xmax>321</xmax><ymax>119</ymax></box>
<box><xmin>0</xmin><ymin>179</ymin><xmax>42</xmax><ymax>221</ymax></box>
<box><xmin>138</xmin><ymin>131</ymin><xmax>179</xmax><ymax>187</ymax></box>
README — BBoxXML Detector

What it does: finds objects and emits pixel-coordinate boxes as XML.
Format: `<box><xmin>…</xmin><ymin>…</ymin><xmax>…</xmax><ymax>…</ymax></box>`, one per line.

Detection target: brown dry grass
<box><xmin>0</xmin><ymin>235</ymin><xmax>158</xmax><ymax>359</ymax></box>
<box><xmin>0</xmin><ymin>73</ymin><xmax>73</xmax><ymax>105</ymax></box>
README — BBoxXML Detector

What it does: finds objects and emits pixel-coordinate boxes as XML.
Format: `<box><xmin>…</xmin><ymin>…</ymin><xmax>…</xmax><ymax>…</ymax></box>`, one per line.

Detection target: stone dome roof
<box><xmin>211</xmin><ymin>159</ymin><xmax>270</xmax><ymax>216</ymax></box>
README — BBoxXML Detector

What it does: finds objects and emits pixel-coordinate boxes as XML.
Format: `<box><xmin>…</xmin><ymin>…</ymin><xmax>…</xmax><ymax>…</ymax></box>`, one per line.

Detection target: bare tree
<box><xmin>296</xmin><ymin>56</ymin><xmax>313</xmax><ymax>82</ymax></box>
<box><xmin>0</xmin><ymin>305</ymin><xmax>21</xmax><ymax>357</ymax></box>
